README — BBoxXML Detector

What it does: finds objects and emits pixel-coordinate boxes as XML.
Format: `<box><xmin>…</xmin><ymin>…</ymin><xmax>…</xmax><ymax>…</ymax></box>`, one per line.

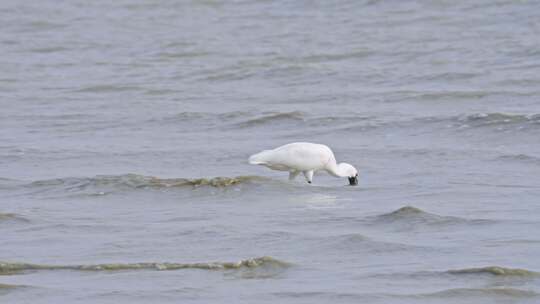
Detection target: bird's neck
<box><xmin>326</xmin><ymin>161</ymin><xmax>349</xmax><ymax>177</ymax></box>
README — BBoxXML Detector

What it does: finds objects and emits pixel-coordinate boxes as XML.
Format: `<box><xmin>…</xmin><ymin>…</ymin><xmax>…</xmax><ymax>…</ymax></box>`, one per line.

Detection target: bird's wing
<box><xmin>272</xmin><ymin>143</ymin><xmax>330</xmax><ymax>171</ymax></box>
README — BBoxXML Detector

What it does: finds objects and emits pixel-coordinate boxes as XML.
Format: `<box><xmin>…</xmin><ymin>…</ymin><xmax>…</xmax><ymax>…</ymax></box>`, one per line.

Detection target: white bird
<box><xmin>248</xmin><ymin>142</ymin><xmax>358</xmax><ymax>185</ymax></box>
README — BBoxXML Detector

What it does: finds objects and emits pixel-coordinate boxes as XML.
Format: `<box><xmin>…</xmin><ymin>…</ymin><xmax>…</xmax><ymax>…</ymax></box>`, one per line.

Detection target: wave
<box><xmin>155</xmin><ymin>51</ymin><xmax>212</xmax><ymax>60</ymax></box>
<box><xmin>273</xmin><ymin>50</ymin><xmax>373</xmax><ymax>65</ymax></box>
<box><xmin>456</xmin><ymin>112</ymin><xmax>540</xmax><ymax>127</ymax></box>
<box><xmin>146</xmin><ymin>110</ymin><xmax>310</xmax><ymax>131</ymax></box>
<box><xmin>148</xmin><ymin>111</ymin><xmax>248</xmax><ymax>125</ymax></box>
<box><xmin>0</xmin><ymin>213</ymin><xmax>30</xmax><ymax>224</ymax></box>
<box><xmin>448</xmin><ymin>266</ymin><xmax>539</xmax><ymax>276</ymax></box>
<box><xmin>0</xmin><ymin>283</ymin><xmax>21</xmax><ymax>289</ymax></box>
<box><xmin>274</xmin><ymin>288</ymin><xmax>540</xmax><ymax>301</ymax></box>
<box><xmin>379</xmin><ymin>206</ymin><xmax>427</xmax><ymax>218</ymax></box>
<box><xmin>147</xmin><ymin>110</ymin><xmax>539</xmax><ymax>134</ymax></box>
<box><xmin>497</xmin><ymin>153</ymin><xmax>540</xmax><ymax>165</ymax></box>
<box><xmin>74</xmin><ymin>84</ymin><xmax>144</xmax><ymax>93</ymax></box>
<box><xmin>406</xmin><ymin>112</ymin><xmax>540</xmax><ymax>133</ymax></box>
<box><xmin>371</xmin><ymin>265</ymin><xmax>540</xmax><ymax>281</ymax></box>
<box><xmin>322</xmin><ymin>233</ymin><xmax>423</xmax><ymax>253</ymax></box>
<box><xmin>399</xmin><ymin>90</ymin><xmax>537</xmax><ymax>102</ymax></box>
<box><xmin>150</xmin><ymin>111</ymin><xmax>379</xmax><ymax>131</ymax></box>
<box><xmin>28</xmin><ymin>46</ymin><xmax>69</xmax><ymax>54</ymax></box>
<box><xmin>0</xmin><ymin>177</ymin><xmax>24</xmax><ymax>189</ymax></box>
<box><xmin>2</xmin><ymin>174</ymin><xmax>273</xmax><ymax>198</ymax></box>
<box><xmin>0</xmin><ymin>283</ymin><xmax>25</xmax><ymax>295</ymax></box>
<box><xmin>420</xmin><ymin>287</ymin><xmax>539</xmax><ymax>298</ymax></box>
<box><xmin>23</xmin><ymin>174</ymin><xmax>267</xmax><ymax>192</ymax></box>
<box><xmin>368</xmin><ymin>206</ymin><xmax>492</xmax><ymax>228</ymax></box>
<box><xmin>0</xmin><ymin>256</ymin><xmax>289</xmax><ymax>275</ymax></box>
<box><xmin>176</xmin><ymin>111</ymin><xmax>540</xmax><ymax>133</ymax></box>
<box><xmin>235</xmin><ymin>112</ymin><xmax>383</xmax><ymax>130</ymax></box>
<box><xmin>234</xmin><ymin>111</ymin><xmax>305</xmax><ymax>127</ymax></box>
<box><xmin>303</xmin><ymin>111</ymin><xmax>540</xmax><ymax>137</ymax></box>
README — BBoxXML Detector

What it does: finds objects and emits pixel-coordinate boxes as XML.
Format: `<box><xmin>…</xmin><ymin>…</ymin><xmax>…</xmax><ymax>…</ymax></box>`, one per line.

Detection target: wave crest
<box><xmin>423</xmin><ymin>287</ymin><xmax>539</xmax><ymax>298</ymax></box>
<box><xmin>325</xmin><ymin>233</ymin><xmax>421</xmax><ymax>253</ymax></box>
<box><xmin>0</xmin><ymin>256</ymin><xmax>289</xmax><ymax>275</ymax></box>
<box><xmin>376</xmin><ymin>206</ymin><xmax>455</xmax><ymax>223</ymax></box>
<box><xmin>368</xmin><ymin>206</ymin><xmax>492</xmax><ymax>229</ymax></box>
<box><xmin>459</xmin><ymin>112</ymin><xmax>540</xmax><ymax>126</ymax></box>
<box><xmin>0</xmin><ymin>283</ymin><xmax>25</xmax><ymax>293</ymax></box>
<box><xmin>381</xmin><ymin>206</ymin><xmax>425</xmax><ymax>217</ymax></box>
<box><xmin>0</xmin><ymin>213</ymin><xmax>30</xmax><ymax>224</ymax></box>
<box><xmin>448</xmin><ymin>266</ymin><xmax>538</xmax><ymax>276</ymax></box>
<box><xmin>441</xmin><ymin>112</ymin><xmax>540</xmax><ymax>132</ymax></box>
<box><xmin>497</xmin><ymin>153</ymin><xmax>540</xmax><ymax>165</ymax></box>
<box><xmin>25</xmin><ymin>174</ymin><xmax>266</xmax><ymax>193</ymax></box>
<box><xmin>236</xmin><ymin>111</ymin><xmax>304</xmax><ymax>127</ymax></box>
<box><xmin>388</xmin><ymin>112</ymin><xmax>540</xmax><ymax>134</ymax></box>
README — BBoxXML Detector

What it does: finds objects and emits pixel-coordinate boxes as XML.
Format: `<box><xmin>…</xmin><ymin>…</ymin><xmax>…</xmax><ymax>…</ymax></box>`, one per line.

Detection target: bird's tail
<box><xmin>248</xmin><ymin>150</ymin><xmax>272</xmax><ymax>165</ymax></box>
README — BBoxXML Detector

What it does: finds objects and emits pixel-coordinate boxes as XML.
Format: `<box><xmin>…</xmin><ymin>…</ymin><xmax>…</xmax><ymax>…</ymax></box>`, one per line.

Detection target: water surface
<box><xmin>1</xmin><ymin>0</ymin><xmax>540</xmax><ymax>303</ymax></box>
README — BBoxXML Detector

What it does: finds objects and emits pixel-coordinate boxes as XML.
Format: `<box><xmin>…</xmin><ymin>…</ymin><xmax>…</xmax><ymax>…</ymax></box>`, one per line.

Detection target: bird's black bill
<box><xmin>348</xmin><ymin>176</ymin><xmax>358</xmax><ymax>186</ymax></box>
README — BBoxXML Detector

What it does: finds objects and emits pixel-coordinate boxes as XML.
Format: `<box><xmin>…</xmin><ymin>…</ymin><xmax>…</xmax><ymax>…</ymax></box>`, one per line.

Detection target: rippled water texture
<box><xmin>1</xmin><ymin>0</ymin><xmax>540</xmax><ymax>303</ymax></box>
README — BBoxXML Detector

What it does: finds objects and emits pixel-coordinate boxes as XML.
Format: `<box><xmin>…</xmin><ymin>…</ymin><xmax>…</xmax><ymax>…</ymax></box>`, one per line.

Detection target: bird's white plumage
<box><xmin>249</xmin><ymin>142</ymin><xmax>358</xmax><ymax>185</ymax></box>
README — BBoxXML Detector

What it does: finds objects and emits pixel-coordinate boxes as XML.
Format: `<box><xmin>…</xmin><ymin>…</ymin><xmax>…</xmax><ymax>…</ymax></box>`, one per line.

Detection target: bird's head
<box><xmin>340</xmin><ymin>163</ymin><xmax>358</xmax><ymax>186</ymax></box>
